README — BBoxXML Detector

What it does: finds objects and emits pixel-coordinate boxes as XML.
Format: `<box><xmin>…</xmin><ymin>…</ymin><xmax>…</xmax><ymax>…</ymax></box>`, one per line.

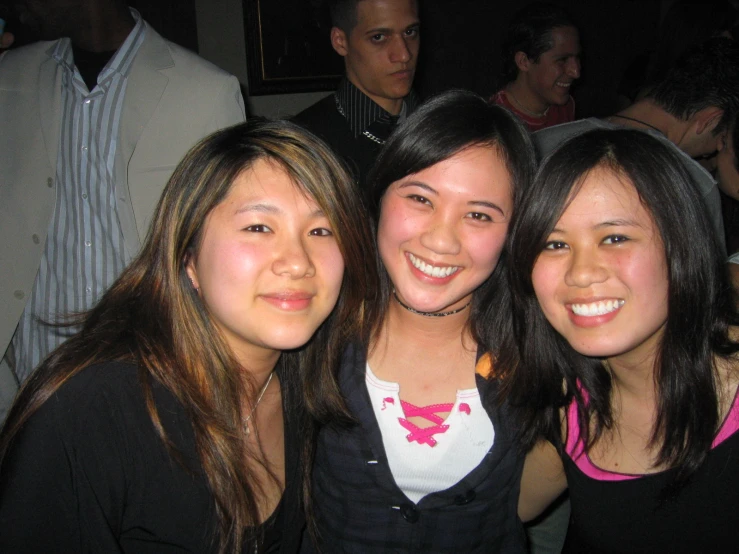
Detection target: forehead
<box><xmin>224</xmin><ymin>159</ymin><xmax>311</xmax><ymax>203</ymax></box>
<box><xmin>562</xmin><ymin>166</ymin><xmax>650</xmax><ymax>222</ymax></box>
<box><xmin>353</xmin><ymin>0</ymin><xmax>419</xmax><ymax>31</ymax></box>
<box><xmin>544</xmin><ymin>25</ymin><xmax>580</xmax><ymax>55</ymax></box>
<box><xmin>396</xmin><ymin>145</ymin><xmax>513</xmax><ymax>198</ymax></box>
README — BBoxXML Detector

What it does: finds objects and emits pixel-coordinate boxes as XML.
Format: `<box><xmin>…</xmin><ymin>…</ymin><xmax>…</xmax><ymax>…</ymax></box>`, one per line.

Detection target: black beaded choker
<box><xmin>393</xmin><ymin>291</ymin><xmax>471</xmax><ymax>318</ymax></box>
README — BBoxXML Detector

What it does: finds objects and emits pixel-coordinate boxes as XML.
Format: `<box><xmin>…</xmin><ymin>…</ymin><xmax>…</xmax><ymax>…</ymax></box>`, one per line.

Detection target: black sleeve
<box><xmin>0</xmin><ymin>379</ymin><xmax>128</xmax><ymax>553</ymax></box>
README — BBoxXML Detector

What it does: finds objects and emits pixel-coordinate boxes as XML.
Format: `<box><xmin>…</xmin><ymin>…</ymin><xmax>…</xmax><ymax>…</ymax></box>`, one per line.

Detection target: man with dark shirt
<box><xmin>293</xmin><ymin>0</ymin><xmax>419</xmax><ymax>190</ymax></box>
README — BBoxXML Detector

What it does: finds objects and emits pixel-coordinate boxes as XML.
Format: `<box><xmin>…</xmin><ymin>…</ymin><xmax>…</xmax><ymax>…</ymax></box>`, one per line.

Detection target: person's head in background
<box><xmin>329</xmin><ymin>0</ymin><xmax>420</xmax><ymax>115</ymax></box>
<box><xmin>644</xmin><ymin>37</ymin><xmax>739</xmax><ymax>159</ymax></box>
<box><xmin>498</xmin><ymin>2</ymin><xmax>581</xmax><ymax>117</ymax></box>
<box><xmin>717</xmin><ymin>112</ymin><xmax>739</xmax><ymax>201</ymax></box>
<box><xmin>12</xmin><ymin>0</ymin><xmax>133</xmax><ymax>50</ymax></box>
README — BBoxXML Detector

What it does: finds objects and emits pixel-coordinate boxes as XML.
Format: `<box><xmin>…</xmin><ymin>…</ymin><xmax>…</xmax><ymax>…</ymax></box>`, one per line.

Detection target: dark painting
<box><xmin>244</xmin><ymin>0</ymin><xmax>343</xmax><ymax>95</ymax></box>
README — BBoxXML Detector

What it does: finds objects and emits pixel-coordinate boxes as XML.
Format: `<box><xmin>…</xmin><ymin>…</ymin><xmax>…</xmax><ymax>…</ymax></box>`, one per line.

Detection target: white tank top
<box><xmin>365</xmin><ymin>364</ymin><xmax>495</xmax><ymax>504</ymax></box>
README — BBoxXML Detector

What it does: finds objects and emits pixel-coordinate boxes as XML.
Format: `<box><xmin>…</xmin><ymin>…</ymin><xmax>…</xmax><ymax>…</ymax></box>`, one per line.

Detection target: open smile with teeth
<box><xmin>556</xmin><ymin>81</ymin><xmax>572</xmax><ymax>88</ymax></box>
<box><xmin>408</xmin><ymin>253</ymin><xmax>460</xmax><ymax>278</ymax></box>
<box><xmin>571</xmin><ymin>299</ymin><xmax>624</xmax><ymax>317</ymax></box>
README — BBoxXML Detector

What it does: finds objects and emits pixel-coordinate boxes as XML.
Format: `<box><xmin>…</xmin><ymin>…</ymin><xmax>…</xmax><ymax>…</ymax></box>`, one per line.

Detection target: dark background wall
<box><xmin>2</xmin><ymin>0</ymin><xmax>666</xmax><ymax>118</ymax></box>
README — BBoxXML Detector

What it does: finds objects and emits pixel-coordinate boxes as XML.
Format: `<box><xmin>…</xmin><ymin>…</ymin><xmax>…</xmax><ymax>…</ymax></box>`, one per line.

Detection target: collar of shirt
<box><xmin>48</xmin><ymin>8</ymin><xmax>147</xmax><ymax>86</ymax></box>
<box><xmin>334</xmin><ymin>77</ymin><xmax>418</xmax><ymax>139</ymax></box>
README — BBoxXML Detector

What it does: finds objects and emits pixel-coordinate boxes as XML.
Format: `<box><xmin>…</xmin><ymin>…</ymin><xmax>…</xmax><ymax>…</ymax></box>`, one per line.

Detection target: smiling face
<box><xmin>332</xmin><ymin>0</ymin><xmax>420</xmax><ymax>114</ymax></box>
<box><xmin>531</xmin><ymin>166</ymin><xmax>669</xmax><ymax>367</ymax></box>
<box><xmin>377</xmin><ymin>145</ymin><xmax>513</xmax><ymax>315</ymax></box>
<box><xmin>522</xmin><ymin>25</ymin><xmax>581</xmax><ymax>111</ymax></box>
<box><xmin>186</xmin><ymin>158</ymin><xmax>345</xmax><ymax>365</ymax></box>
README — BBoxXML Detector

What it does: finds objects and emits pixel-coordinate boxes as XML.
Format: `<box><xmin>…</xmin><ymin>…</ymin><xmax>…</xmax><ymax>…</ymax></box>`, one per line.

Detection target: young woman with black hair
<box><xmin>504</xmin><ymin>129</ymin><xmax>739</xmax><ymax>553</ymax></box>
<box><xmin>304</xmin><ymin>90</ymin><xmax>536</xmax><ymax>553</ymax></box>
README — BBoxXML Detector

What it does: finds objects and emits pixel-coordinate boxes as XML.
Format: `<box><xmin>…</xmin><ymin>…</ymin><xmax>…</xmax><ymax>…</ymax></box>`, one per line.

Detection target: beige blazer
<box><xmin>0</xmin><ymin>25</ymin><xmax>245</xmax><ymax>374</ymax></box>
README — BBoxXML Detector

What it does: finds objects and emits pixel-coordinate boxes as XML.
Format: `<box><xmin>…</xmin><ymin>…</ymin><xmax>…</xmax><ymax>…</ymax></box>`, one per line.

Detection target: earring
<box><xmin>189</xmin><ymin>276</ymin><xmax>199</xmax><ymax>293</ymax></box>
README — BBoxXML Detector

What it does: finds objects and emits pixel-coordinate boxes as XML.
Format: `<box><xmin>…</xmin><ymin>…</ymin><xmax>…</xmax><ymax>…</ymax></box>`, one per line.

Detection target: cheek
<box><xmin>625</xmin><ymin>253</ymin><xmax>668</xmax><ymax>302</ymax></box>
<box><xmin>469</xmin><ymin>226</ymin><xmax>508</xmax><ymax>271</ymax></box>
<box><xmin>531</xmin><ymin>258</ymin><xmax>561</xmax><ymax>315</ymax></box>
<box><xmin>377</xmin><ymin>200</ymin><xmax>416</xmax><ymax>258</ymax></box>
<box><xmin>198</xmin><ymin>237</ymin><xmax>263</xmax><ymax>292</ymax></box>
<box><xmin>320</xmin><ymin>245</ymin><xmax>346</xmax><ymax>299</ymax></box>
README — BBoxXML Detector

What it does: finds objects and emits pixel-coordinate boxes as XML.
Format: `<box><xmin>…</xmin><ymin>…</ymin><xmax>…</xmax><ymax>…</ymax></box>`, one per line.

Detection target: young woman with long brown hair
<box><xmin>0</xmin><ymin>119</ymin><xmax>377</xmax><ymax>553</ymax></box>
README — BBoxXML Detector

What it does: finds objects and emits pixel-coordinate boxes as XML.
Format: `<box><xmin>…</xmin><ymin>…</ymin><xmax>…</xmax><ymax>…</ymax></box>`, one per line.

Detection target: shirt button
<box><xmin>32</xmin><ymin>234</ymin><xmax>40</xmax><ymax>244</ymax></box>
<box><xmin>14</xmin><ymin>290</ymin><xmax>25</xmax><ymax>300</ymax></box>
<box><xmin>85</xmin><ymin>240</ymin><xmax>91</xmax><ymax>247</ymax></box>
<box><xmin>82</xmin><ymin>193</ymin><xmax>88</xmax><ymax>199</ymax></box>
<box><xmin>86</xmin><ymin>287</ymin><xmax>92</xmax><ymax>293</ymax></box>
<box><xmin>454</xmin><ymin>489</ymin><xmax>476</xmax><ymax>505</ymax></box>
<box><xmin>47</xmin><ymin>177</ymin><xmax>53</xmax><ymax>188</ymax></box>
<box><xmin>81</xmin><ymin>146</ymin><xmax>88</xmax><ymax>152</ymax></box>
<box><xmin>84</xmin><ymin>99</ymin><xmax>91</xmax><ymax>104</ymax></box>
<box><xmin>399</xmin><ymin>504</ymin><xmax>419</xmax><ymax>523</ymax></box>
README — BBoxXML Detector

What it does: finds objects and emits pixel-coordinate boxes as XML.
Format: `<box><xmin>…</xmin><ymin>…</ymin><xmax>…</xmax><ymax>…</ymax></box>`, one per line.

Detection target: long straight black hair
<box><xmin>500</xmin><ymin>128</ymin><xmax>738</xmax><ymax>481</ymax></box>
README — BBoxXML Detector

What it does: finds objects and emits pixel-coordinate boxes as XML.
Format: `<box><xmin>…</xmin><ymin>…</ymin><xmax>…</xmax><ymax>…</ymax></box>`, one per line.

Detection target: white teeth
<box><xmin>556</xmin><ymin>82</ymin><xmax>571</xmax><ymax>88</ymax></box>
<box><xmin>571</xmin><ymin>299</ymin><xmax>624</xmax><ymax>316</ymax></box>
<box><xmin>408</xmin><ymin>253</ymin><xmax>460</xmax><ymax>278</ymax></box>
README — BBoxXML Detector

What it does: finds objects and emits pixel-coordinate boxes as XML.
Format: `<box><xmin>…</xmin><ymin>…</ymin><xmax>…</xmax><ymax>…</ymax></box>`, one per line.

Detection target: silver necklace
<box><xmin>506</xmin><ymin>89</ymin><xmax>549</xmax><ymax>118</ymax></box>
<box><xmin>243</xmin><ymin>371</ymin><xmax>274</xmax><ymax>436</ymax></box>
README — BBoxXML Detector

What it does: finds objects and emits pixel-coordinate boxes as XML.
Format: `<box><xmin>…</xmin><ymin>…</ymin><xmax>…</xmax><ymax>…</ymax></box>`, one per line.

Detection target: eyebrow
<box><xmin>235</xmin><ymin>203</ymin><xmax>279</xmax><ymax>216</ymax></box>
<box><xmin>234</xmin><ymin>203</ymin><xmax>326</xmax><ymax>219</ymax></box>
<box><xmin>550</xmin><ymin>218</ymin><xmax>641</xmax><ymax>233</ymax></box>
<box><xmin>470</xmin><ymin>200</ymin><xmax>505</xmax><ymax>216</ymax></box>
<box><xmin>398</xmin><ymin>181</ymin><xmax>506</xmax><ymax>216</ymax></box>
<box><xmin>365</xmin><ymin>21</ymin><xmax>420</xmax><ymax>35</ymax></box>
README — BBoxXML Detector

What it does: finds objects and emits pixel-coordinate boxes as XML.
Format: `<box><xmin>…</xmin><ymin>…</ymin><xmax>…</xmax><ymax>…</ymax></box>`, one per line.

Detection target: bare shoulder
<box><xmin>518</xmin><ymin>440</ymin><xmax>567</xmax><ymax>522</ymax></box>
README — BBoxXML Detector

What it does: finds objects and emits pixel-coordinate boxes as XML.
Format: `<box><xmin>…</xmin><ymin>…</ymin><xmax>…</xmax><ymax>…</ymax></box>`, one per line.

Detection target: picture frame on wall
<box><xmin>243</xmin><ymin>0</ymin><xmax>343</xmax><ymax>95</ymax></box>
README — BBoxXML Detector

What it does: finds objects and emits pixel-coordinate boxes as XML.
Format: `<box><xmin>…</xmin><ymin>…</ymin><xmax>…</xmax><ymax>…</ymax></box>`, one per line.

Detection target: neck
<box><xmin>347</xmin><ymin>76</ymin><xmax>404</xmax><ymax>115</ymax></box>
<box><xmin>235</xmin><ymin>348</ymin><xmax>281</xmax><ymax>386</ymax></box>
<box><xmin>612</xmin><ymin>101</ymin><xmax>681</xmax><ymax>142</ymax></box>
<box><xmin>605</xmin><ymin>347</ymin><xmax>659</xmax><ymax>402</ymax></box>
<box><xmin>381</xmin><ymin>297</ymin><xmax>472</xmax><ymax>348</ymax></box>
<box><xmin>507</xmin><ymin>79</ymin><xmax>549</xmax><ymax>117</ymax></box>
<box><xmin>71</xmin><ymin>3</ymin><xmax>135</xmax><ymax>52</ymax></box>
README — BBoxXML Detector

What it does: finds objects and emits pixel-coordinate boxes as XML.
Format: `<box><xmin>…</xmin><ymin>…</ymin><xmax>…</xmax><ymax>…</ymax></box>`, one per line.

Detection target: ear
<box><xmin>694</xmin><ymin>106</ymin><xmax>723</xmax><ymax>136</ymax></box>
<box><xmin>184</xmin><ymin>253</ymin><xmax>200</xmax><ymax>291</ymax></box>
<box><xmin>514</xmin><ymin>51</ymin><xmax>531</xmax><ymax>73</ymax></box>
<box><xmin>717</xmin><ymin>130</ymin><xmax>729</xmax><ymax>152</ymax></box>
<box><xmin>330</xmin><ymin>27</ymin><xmax>349</xmax><ymax>57</ymax></box>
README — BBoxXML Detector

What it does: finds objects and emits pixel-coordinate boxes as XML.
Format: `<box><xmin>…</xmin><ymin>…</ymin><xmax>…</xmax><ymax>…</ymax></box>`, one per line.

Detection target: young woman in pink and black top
<box><xmin>503</xmin><ymin>128</ymin><xmax>739</xmax><ymax>553</ymax></box>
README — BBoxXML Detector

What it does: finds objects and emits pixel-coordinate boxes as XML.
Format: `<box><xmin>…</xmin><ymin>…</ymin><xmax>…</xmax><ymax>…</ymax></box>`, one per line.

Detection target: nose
<box><xmin>567</xmin><ymin>57</ymin><xmax>581</xmax><ymax>79</ymax></box>
<box><xmin>272</xmin><ymin>237</ymin><xmax>315</xmax><ymax>279</ymax></box>
<box><xmin>419</xmin><ymin>214</ymin><xmax>461</xmax><ymax>256</ymax></box>
<box><xmin>564</xmin><ymin>248</ymin><xmax>607</xmax><ymax>288</ymax></box>
<box><xmin>389</xmin><ymin>35</ymin><xmax>412</xmax><ymax>64</ymax></box>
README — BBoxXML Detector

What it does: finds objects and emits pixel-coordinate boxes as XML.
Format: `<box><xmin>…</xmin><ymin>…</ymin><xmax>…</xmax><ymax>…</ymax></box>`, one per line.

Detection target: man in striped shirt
<box><xmin>0</xmin><ymin>0</ymin><xmax>245</xmax><ymax>421</ymax></box>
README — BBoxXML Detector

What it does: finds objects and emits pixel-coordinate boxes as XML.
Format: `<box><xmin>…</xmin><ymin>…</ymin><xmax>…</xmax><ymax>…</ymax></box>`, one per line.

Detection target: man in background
<box><xmin>0</xmin><ymin>0</ymin><xmax>245</xmax><ymax>420</ymax></box>
<box><xmin>535</xmin><ymin>38</ymin><xmax>739</xmax><ymax>256</ymax></box>
<box><xmin>491</xmin><ymin>2</ymin><xmax>581</xmax><ymax>132</ymax></box>
<box><xmin>293</xmin><ymin>0</ymin><xmax>420</xmax><ymax>189</ymax></box>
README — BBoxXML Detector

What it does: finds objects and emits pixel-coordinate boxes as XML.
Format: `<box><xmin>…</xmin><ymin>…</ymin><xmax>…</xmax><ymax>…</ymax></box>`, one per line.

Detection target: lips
<box><xmin>391</xmin><ymin>69</ymin><xmax>413</xmax><ymax>79</ymax></box>
<box><xmin>261</xmin><ymin>291</ymin><xmax>314</xmax><ymax>311</ymax></box>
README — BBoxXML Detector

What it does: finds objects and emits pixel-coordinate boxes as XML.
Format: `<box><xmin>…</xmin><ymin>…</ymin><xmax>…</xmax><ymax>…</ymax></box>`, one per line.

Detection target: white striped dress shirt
<box><xmin>9</xmin><ymin>13</ymin><xmax>146</xmax><ymax>381</ymax></box>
